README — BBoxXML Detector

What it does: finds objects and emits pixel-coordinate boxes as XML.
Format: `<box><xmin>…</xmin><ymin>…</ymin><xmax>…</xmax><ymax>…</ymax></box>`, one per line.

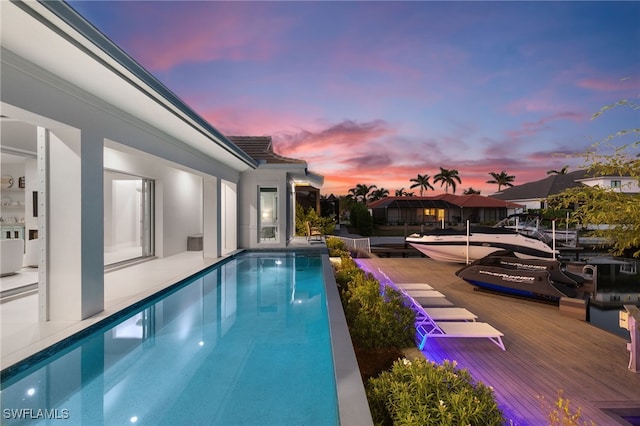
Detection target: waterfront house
<box><xmin>0</xmin><ymin>1</ymin><xmax>322</xmax><ymax>323</ymax></box>
<box><xmin>490</xmin><ymin>169</ymin><xmax>639</xmax><ymax>210</ymax></box>
<box><xmin>368</xmin><ymin>194</ymin><xmax>522</xmax><ymax>226</ymax></box>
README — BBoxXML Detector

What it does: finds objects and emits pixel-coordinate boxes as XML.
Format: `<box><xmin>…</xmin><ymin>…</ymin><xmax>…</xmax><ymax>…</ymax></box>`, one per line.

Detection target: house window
<box><xmin>259</xmin><ymin>187</ymin><xmax>278</xmax><ymax>242</ymax></box>
<box><xmin>611</xmin><ymin>180</ymin><xmax>621</xmax><ymax>189</ymax></box>
<box><xmin>422</xmin><ymin>208</ymin><xmax>445</xmax><ymax>222</ymax></box>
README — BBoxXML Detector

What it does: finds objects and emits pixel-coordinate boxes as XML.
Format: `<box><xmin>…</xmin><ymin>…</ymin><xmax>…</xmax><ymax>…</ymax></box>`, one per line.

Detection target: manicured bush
<box><xmin>340</xmin><ymin>270</ymin><xmax>415</xmax><ymax>351</ymax></box>
<box><xmin>326</xmin><ymin>236</ymin><xmax>350</xmax><ymax>258</ymax></box>
<box><xmin>367</xmin><ymin>358</ymin><xmax>505</xmax><ymax>426</ymax></box>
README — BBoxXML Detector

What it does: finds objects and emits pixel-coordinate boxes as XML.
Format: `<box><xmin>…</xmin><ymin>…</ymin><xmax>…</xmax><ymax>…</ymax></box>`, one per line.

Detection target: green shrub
<box><xmin>334</xmin><ymin>261</ymin><xmax>366</xmax><ymax>289</ymax></box>
<box><xmin>367</xmin><ymin>358</ymin><xmax>505</xmax><ymax>426</ymax></box>
<box><xmin>296</xmin><ymin>204</ymin><xmax>336</xmax><ymax>236</ymax></box>
<box><xmin>350</xmin><ymin>202</ymin><xmax>373</xmax><ymax>236</ymax></box>
<box><xmin>340</xmin><ymin>272</ymin><xmax>415</xmax><ymax>350</ymax></box>
<box><xmin>326</xmin><ymin>236</ymin><xmax>350</xmax><ymax>257</ymax></box>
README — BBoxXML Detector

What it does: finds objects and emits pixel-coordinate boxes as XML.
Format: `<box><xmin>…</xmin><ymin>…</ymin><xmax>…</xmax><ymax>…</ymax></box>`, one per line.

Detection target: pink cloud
<box><xmin>123</xmin><ymin>3</ymin><xmax>291</xmax><ymax>71</ymax></box>
<box><xmin>577</xmin><ymin>76</ymin><xmax>639</xmax><ymax>92</ymax></box>
<box><xmin>505</xmin><ymin>111</ymin><xmax>584</xmax><ymax>139</ymax></box>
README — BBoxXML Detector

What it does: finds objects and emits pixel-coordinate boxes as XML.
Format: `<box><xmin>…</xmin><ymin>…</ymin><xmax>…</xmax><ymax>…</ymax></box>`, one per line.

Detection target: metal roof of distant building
<box><xmin>368</xmin><ymin>195</ymin><xmax>522</xmax><ymax>209</ymax></box>
<box><xmin>228</xmin><ymin>136</ymin><xmax>307</xmax><ymax>165</ymax></box>
<box><xmin>432</xmin><ymin>193</ymin><xmax>523</xmax><ymax>208</ymax></box>
<box><xmin>490</xmin><ymin>169</ymin><xmax>589</xmax><ymax>201</ymax></box>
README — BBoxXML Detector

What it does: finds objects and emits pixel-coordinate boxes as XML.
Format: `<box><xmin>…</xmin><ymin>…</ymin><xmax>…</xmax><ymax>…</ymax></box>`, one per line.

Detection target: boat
<box><xmin>455</xmin><ymin>250</ymin><xmax>585</xmax><ymax>301</ymax></box>
<box><xmin>406</xmin><ymin>226</ymin><xmax>558</xmax><ymax>263</ymax></box>
<box><xmin>495</xmin><ymin>213</ymin><xmax>577</xmax><ymax>247</ymax></box>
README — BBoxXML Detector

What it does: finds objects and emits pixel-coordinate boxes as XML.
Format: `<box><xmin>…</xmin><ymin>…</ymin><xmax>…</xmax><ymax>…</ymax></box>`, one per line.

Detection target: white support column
<box><xmin>45</xmin><ymin>127</ymin><xmax>104</xmax><ymax>321</ymax></box>
<box><xmin>202</xmin><ymin>176</ymin><xmax>218</xmax><ymax>259</ymax></box>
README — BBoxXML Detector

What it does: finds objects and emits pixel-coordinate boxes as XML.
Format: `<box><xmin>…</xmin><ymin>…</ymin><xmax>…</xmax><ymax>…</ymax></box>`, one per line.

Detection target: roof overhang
<box><xmin>291</xmin><ymin>170</ymin><xmax>324</xmax><ymax>189</ymax></box>
<box><xmin>1</xmin><ymin>0</ymin><xmax>257</xmax><ymax>171</ymax></box>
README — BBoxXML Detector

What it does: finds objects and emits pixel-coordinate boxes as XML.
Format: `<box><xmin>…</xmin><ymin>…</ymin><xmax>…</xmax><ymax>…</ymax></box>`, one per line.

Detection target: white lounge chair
<box><xmin>423</xmin><ymin>307</ymin><xmax>478</xmax><ymax>322</ymax></box>
<box><xmin>403</xmin><ymin>289</ymin><xmax>446</xmax><ymax>298</ymax></box>
<box><xmin>412</xmin><ymin>297</ymin><xmax>454</xmax><ymax>307</ymax></box>
<box><xmin>395</xmin><ymin>282</ymin><xmax>434</xmax><ymax>291</ymax></box>
<box><xmin>418</xmin><ymin>321</ymin><xmax>505</xmax><ymax>351</ymax></box>
<box><xmin>376</xmin><ymin>267</ymin><xmax>506</xmax><ymax>351</ymax></box>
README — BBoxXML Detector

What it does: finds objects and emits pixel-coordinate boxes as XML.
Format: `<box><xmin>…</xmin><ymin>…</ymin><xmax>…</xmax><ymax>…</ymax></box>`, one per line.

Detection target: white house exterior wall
<box><xmin>238</xmin><ymin>169</ymin><xmax>291</xmax><ymax>249</ymax></box>
<box><xmin>1</xmin><ymin>4</ymin><xmax>251</xmax><ymax>321</ymax></box>
<box><xmin>578</xmin><ymin>177</ymin><xmax>640</xmax><ymax>193</ymax></box>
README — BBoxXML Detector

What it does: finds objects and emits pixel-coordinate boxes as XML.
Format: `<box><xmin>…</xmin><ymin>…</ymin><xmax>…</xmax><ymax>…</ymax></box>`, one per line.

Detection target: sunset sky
<box><xmin>68</xmin><ymin>1</ymin><xmax>639</xmax><ymax>196</ymax></box>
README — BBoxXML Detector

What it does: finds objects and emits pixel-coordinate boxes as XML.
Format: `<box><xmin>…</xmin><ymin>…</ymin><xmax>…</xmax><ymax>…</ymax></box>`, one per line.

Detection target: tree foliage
<box><xmin>409</xmin><ymin>173</ymin><xmax>435</xmax><ymax>196</ymax></box>
<box><xmin>486</xmin><ymin>170</ymin><xmax>515</xmax><ymax>192</ymax></box>
<box><xmin>548</xmin><ymin>100</ymin><xmax>640</xmax><ymax>258</ymax></box>
<box><xmin>434</xmin><ymin>167</ymin><xmax>462</xmax><ymax>193</ymax></box>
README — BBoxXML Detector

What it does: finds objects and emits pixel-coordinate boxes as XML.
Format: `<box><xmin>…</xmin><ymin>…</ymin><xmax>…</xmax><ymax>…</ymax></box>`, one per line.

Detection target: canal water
<box><xmin>581</xmin><ymin>256</ymin><xmax>639</xmax><ymax>339</ymax></box>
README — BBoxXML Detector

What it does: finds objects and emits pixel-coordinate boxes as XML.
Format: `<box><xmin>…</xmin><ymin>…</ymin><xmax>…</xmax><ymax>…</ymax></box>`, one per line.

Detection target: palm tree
<box><xmin>369</xmin><ymin>188</ymin><xmax>390</xmax><ymax>201</ymax></box>
<box><xmin>347</xmin><ymin>183</ymin><xmax>377</xmax><ymax>203</ymax></box>
<box><xmin>546</xmin><ymin>165</ymin><xmax>569</xmax><ymax>175</ymax></box>
<box><xmin>487</xmin><ymin>171</ymin><xmax>515</xmax><ymax>192</ymax></box>
<box><xmin>409</xmin><ymin>174</ymin><xmax>434</xmax><ymax>196</ymax></box>
<box><xmin>462</xmin><ymin>187</ymin><xmax>481</xmax><ymax>195</ymax></box>
<box><xmin>434</xmin><ymin>167</ymin><xmax>462</xmax><ymax>193</ymax></box>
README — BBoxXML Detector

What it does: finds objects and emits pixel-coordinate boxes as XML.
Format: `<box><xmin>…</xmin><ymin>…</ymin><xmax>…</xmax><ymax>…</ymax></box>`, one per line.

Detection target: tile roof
<box><xmin>368</xmin><ymin>195</ymin><xmax>522</xmax><ymax>209</ymax></box>
<box><xmin>490</xmin><ymin>169</ymin><xmax>589</xmax><ymax>201</ymax></box>
<box><xmin>228</xmin><ymin>136</ymin><xmax>306</xmax><ymax>165</ymax></box>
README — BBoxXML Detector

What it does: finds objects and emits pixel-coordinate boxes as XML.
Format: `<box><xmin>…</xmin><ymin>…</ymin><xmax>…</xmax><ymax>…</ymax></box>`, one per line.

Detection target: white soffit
<box><xmin>0</xmin><ymin>0</ymin><xmax>255</xmax><ymax>172</ymax></box>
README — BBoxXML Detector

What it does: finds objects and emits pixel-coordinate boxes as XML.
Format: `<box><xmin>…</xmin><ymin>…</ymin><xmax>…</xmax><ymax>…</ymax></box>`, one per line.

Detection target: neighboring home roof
<box><xmin>368</xmin><ymin>195</ymin><xmax>522</xmax><ymax>210</ymax></box>
<box><xmin>490</xmin><ymin>169</ymin><xmax>589</xmax><ymax>201</ymax></box>
<box><xmin>432</xmin><ymin>193</ymin><xmax>523</xmax><ymax>209</ymax></box>
<box><xmin>368</xmin><ymin>197</ymin><xmax>456</xmax><ymax>210</ymax></box>
<box><xmin>228</xmin><ymin>136</ymin><xmax>306</xmax><ymax>165</ymax></box>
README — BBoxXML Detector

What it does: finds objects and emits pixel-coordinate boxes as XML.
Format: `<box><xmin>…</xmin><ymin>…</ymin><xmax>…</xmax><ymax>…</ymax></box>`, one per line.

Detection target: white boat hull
<box><xmin>407</xmin><ymin>231</ymin><xmax>557</xmax><ymax>264</ymax></box>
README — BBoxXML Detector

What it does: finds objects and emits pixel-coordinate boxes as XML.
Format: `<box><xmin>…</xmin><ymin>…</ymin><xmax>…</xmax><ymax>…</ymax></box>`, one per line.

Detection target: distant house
<box><xmin>490</xmin><ymin>169</ymin><xmax>639</xmax><ymax>210</ymax></box>
<box><xmin>368</xmin><ymin>194</ymin><xmax>522</xmax><ymax>225</ymax></box>
<box><xmin>229</xmin><ymin>136</ymin><xmax>323</xmax><ymax>248</ymax></box>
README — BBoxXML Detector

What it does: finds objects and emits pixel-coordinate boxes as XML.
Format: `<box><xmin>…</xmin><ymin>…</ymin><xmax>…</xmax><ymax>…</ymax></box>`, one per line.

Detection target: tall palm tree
<box><xmin>462</xmin><ymin>187</ymin><xmax>481</xmax><ymax>195</ymax></box>
<box><xmin>347</xmin><ymin>183</ymin><xmax>377</xmax><ymax>203</ymax></box>
<box><xmin>409</xmin><ymin>174</ymin><xmax>434</xmax><ymax>196</ymax></box>
<box><xmin>487</xmin><ymin>171</ymin><xmax>515</xmax><ymax>192</ymax></box>
<box><xmin>434</xmin><ymin>167</ymin><xmax>462</xmax><ymax>193</ymax></box>
<box><xmin>546</xmin><ymin>165</ymin><xmax>569</xmax><ymax>175</ymax></box>
<box><xmin>369</xmin><ymin>188</ymin><xmax>390</xmax><ymax>201</ymax></box>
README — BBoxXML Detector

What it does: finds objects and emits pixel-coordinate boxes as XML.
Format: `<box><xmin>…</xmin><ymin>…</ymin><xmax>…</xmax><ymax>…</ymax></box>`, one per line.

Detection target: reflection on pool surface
<box><xmin>1</xmin><ymin>252</ymin><xmax>338</xmax><ymax>425</ymax></box>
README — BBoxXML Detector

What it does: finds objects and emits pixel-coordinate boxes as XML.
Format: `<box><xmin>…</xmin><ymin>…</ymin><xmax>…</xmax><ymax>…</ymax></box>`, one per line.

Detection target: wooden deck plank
<box><xmin>356</xmin><ymin>258</ymin><xmax>640</xmax><ymax>425</ymax></box>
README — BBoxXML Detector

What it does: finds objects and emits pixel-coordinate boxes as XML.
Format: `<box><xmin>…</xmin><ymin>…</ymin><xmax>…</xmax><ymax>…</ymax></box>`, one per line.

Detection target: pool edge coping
<box><xmin>322</xmin><ymin>253</ymin><xmax>374</xmax><ymax>426</ymax></box>
<box><xmin>1</xmin><ymin>249</ymin><xmax>373</xmax><ymax>425</ymax></box>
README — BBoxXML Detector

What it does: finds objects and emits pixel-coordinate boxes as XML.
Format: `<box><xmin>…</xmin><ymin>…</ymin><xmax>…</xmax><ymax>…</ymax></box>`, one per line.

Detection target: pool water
<box><xmin>1</xmin><ymin>252</ymin><xmax>338</xmax><ymax>425</ymax></box>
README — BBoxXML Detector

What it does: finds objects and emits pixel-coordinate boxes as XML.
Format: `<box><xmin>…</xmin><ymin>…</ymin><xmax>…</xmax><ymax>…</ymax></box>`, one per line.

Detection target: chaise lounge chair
<box><xmin>417</xmin><ymin>320</ymin><xmax>505</xmax><ymax>351</ymax></box>
<box><xmin>378</xmin><ymin>268</ymin><xmax>506</xmax><ymax>351</ymax></box>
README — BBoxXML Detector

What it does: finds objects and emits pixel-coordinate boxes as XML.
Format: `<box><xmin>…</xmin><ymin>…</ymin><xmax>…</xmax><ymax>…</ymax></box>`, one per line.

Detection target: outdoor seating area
<box><xmin>379</xmin><ymin>271</ymin><xmax>506</xmax><ymax>351</ymax></box>
<box><xmin>305</xmin><ymin>221</ymin><xmax>323</xmax><ymax>241</ymax></box>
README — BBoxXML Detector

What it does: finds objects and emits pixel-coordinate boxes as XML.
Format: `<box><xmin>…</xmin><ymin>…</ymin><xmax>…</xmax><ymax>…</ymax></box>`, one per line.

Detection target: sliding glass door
<box><xmin>104</xmin><ymin>171</ymin><xmax>154</xmax><ymax>266</ymax></box>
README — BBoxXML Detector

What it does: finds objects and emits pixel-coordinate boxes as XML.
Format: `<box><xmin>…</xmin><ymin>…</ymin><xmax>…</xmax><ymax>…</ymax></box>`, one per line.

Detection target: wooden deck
<box><xmin>356</xmin><ymin>257</ymin><xmax>640</xmax><ymax>426</ymax></box>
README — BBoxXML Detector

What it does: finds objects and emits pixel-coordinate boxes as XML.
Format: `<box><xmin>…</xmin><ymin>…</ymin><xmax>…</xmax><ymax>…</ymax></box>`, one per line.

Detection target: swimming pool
<box><xmin>1</xmin><ymin>252</ymin><xmax>347</xmax><ymax>425</ymax></box>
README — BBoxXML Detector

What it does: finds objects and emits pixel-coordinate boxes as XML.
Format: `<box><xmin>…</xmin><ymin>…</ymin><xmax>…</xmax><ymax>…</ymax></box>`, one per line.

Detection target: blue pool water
<box><xmin>1</xmin><ymin>252</ymin><xmax>338</xmax><ymax>425</ymax></box>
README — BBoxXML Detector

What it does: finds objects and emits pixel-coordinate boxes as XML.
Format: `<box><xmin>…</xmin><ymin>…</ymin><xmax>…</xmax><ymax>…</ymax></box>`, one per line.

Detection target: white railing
<box><xmin>336</xmin><ymin>236</ymin><xmax>371</xmax><ymax>254</ymax></box>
